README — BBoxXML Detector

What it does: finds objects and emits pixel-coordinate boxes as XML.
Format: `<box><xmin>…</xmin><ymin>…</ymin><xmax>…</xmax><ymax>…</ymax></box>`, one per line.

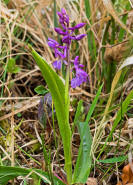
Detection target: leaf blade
<box><xmin>0</xmin><ymin>166</ymin><xmax>65</xmax><ymax>185</ymax></box>
<box><xmin>73</xmin><ymin>122</ymin><xmax>92</xmax><ymax>184</ymax></box>
<box><xmin>29</xmin><ymin>46</ymin><xmax>72</xmax><ymax>183</ymax></box>
<box><xmin>85</xmin><ymin>83</ymin><xmax>103</xmax><ymax>123</ymax></box>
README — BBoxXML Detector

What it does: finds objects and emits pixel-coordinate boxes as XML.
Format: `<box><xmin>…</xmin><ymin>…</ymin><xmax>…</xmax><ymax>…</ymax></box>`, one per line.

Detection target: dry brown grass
<box><xmin>0</xmin><ymin>0</ymin><xmax>133</xmax><ymax>184</ymax></box>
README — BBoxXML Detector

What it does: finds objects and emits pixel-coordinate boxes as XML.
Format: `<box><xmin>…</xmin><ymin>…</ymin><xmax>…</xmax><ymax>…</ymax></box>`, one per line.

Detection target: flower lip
<box><xmin>62</xmin><ymin>35</ymin><xmax>71</xmax><ymax>44</ymax></box>
<box><xmin>48</xmin><ymin>38</ymin><xmax>59</xmax><ymax>44</ymax></box>
<box><xmin>48</xmin><ymin>38</ymin><xmax>59</xmax><ymax>48</ymax></box>
<box><xmin>48</xmin><ymin>38</ymin><xmax>65</xmax><ymax>50</ymax></box>
<box><xmin>52</xmin><ymin>60</ymin><xmax>61</xmax><ymax>70</ymax></box>
<box><xmin>73</xmin><ymin>56</ymin><xmax>79</xmax><ymax>65</ymax></box>
<box><xmin>55</xmin><ymin>49</ymin><xmax>65</xmax><ymax>58</ymax></box>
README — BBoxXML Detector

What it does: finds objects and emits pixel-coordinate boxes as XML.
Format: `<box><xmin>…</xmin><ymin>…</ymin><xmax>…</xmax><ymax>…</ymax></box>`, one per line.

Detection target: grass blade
<box><xmin>98</xmin><ymin>155</ymin><xmax>127</xmax><ymax>164</ymax></box>
<box><xmin>109</xmin><ymin>89</ymin><xmax>133</xmax><ymax>139</ymax></box>
<box><xmin>85</xmin><ymin>83</ymin><xmax>103</xmax><ymax>123</ymax></box>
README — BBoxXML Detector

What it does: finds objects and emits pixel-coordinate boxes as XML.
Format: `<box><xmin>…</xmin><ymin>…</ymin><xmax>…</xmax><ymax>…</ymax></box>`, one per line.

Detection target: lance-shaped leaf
<box><xmin>0</xmin><ymin>166</ymin><xmax>65</xmax><ymax>185</ymax></box>
<box><xmin>73</xmin><ymin>84</ymin><xmax>103</xmax><ymax>183</ymax></box>
<box><xmin>29</xmin><ymin>45</ymin><xmax>72</xmax><ymax>183</ymax></box>
<box><xmin>72</xmin><ymin>122</ymin><xmax>92</xmax><ymax>184</ymax></box>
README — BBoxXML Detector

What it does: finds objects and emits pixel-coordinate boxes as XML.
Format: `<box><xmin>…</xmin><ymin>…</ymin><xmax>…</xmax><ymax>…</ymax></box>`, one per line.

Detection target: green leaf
<box><xmin>98</xmin><ymin>89</ymin><xmax>133</xmax><ymax>159</ymax></box>
<box><xmin>17</xmin><ymin>113</ymin><xmax>22</xmax><ymax>118</ymax></box>
<box><xmin>7</xmin><ymin>58</ymin><xmax>21</xmax><ymax>74</ymax></box>
<box><xmin>109</xmin><ymin>89</ymin><xmax>133</xmax><ymax>140</ymax></box>
<box><xmin>0</xmin><ymin>166</ymin><xmax>65</xmax><ymax>185</ymax></box>
<box><xmin>13</xmin><ymin>66</ymin><xmax>21</xmax><ymax>73</ymax></box>
<box><xmin>34</xmin><ymin>85</ymin><xmax>48</xmax><ymax>95</ymax></box>
<box><xmin>54</xmin><ymin>0</ymin><xmax>58</xmax><ymax>28</ymax></box>
<box><xmin>85</xmin><ymin>0</ymin><xmax>91</xmax><ymax>19</ymax></box>
<box><xmin>24</xmin><ymin>179</ymin><xmax>27</xmax><ymax>185</ymax></box>
<box><xmin>85</xmin><ymin>84</ymin><xmax>103</xmax><ymax>123</ymax></box>
<box><xmin>85</xmin><ymin>0</ymin><xmax>96</xmax><ymax>60</ymax></box>
<box><xmin>4</xmin><ymin>0</ymin><xmax>10</xmax><ymax>4</ymax></box>
<box><xmin>98</xmin><ymin>155</ymin><xmax>127</xmax><ymax>164</ymax></box>
<box><xmin>29</xmin><ymin>45</ymin><xmax>72</xmax><ymax>184</ymax></box>
<box><xmin>72</xmin><ymin>85</ymin><xmax>103</xmax><ymax>183</ymax></box>
<box><xmin>73</xmin><ymin>122</ymin><xmax>92</xmax><ymax>184</ymax></box>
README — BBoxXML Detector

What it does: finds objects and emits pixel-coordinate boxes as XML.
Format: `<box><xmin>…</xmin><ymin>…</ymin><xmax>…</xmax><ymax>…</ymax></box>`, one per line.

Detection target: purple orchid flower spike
<box><xmin>47</xmin><ymin>8</ymin><xmax>88</xmax><ymax>88</ymax></box>
<box><xmin>71</xmin><ymin>56</ymin><xmax>88</xmax><ymax>88</ymax></box>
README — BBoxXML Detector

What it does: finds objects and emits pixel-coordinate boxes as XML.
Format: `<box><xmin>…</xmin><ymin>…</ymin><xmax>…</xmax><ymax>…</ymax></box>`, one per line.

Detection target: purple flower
<box><xmin>47</xmin><ymin>8</ymin><xmax>88</xmax><ymax>88</ymax></box>
<box><xmin>75</xmin><ymin>34</ymin><xmax>87</xmax><ymax>40</ymax></box>
<box><xmin>71</xmin><ymin>70</ymin><xmax>88</xmax><ymax>88</ymax></box>
<box><xmin>54</xmin><ymin>49</ymin><xmax>65</xmax><ymax>58</ymax></box>
<box><xmin>48</xmin><ymin>38</ymin><xmax>60</xmax><ymax>48</ymax></box>
<box><xmin>71</xmin><ymin>77</ymin><xmax>80</xmax><ymax>88</ymax></box>
<box><xmin>48</xmin><ymin>38</ymin><xmax>66</xmax><ymax>59</ymax></box>
<box><xmin>73</xmin><ymin>56</ymin><xmax>79</xmax><ymax>66</ymax></box>
<box><xmin>57</xmin><ymin>8</ymin><xmax>69</xmax><ymax>29</ymax></box>
<box><xmin>54</xmin><ymin>28</ymin><xmax>68</xmax><ymax>35</ymax></box>
<box><xmin>52</xmin><ymin>60</ymin><xmax>62</xmax><ymax>70</ymax></box>
<box><xmin>69</xmin><ymin>23</ymin><xmax>86</xmax><ymax>31</ymax></box>
<box><xmin>71</xmin><ymin>56</ymin><xmax>88</xmax><ymax>88</ymax></box>
<box><xmin>62</xmin><ymin>35</ymin><xmax>71</xmax><ymax>44</ymax></box>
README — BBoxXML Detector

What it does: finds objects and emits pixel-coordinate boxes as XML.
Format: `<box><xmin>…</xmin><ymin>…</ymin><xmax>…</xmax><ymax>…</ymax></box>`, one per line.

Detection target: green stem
<box><xmin>64</xmin><ymin>45</ymin><xmax>72</xmax><ymax>184</ymax></box>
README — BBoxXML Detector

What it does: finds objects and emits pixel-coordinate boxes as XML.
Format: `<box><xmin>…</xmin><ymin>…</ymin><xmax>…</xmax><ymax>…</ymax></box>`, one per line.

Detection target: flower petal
<box><xmin>52</xmin><ymin>60</ymin><xmax>61</xmax><ymax>70</ymax></box>
<box><xmin>63</xmin><ymin>46</ymin><xmax>67</xmax><ymax>58</ymax></box>
<box><xmin>48</xmin><ymin>38</ymin><xmax>59</xmax><ymax>48</ymax></box>
<box><xmin>74</xmin><ymin>56</ymin><xmax>79</xmax><ymax>65</ymax></box>
<box><xmin>63</xmin><ymin>60</ymin><xmax>68</xmax><ymax>65</ymax></box>
<box><xmin>55</xmin><ymin>28</ymin><xmax>68</xmax><ymax>35</ymax></box>
<box><xmin>69</xmin><ymin>23</ymin><xmax>86</xmax><ymax>31</ymax></box>
<box><xmin>55</xmin><ymin>49</ymin><xmax>65</xmax><ymax>58</ymax></box>
<box><xmin>62</xmin><ymin>35</ymin><xmax>71</xmax><ymax>44</ymax></box>
<box><xmin>75</xmin><ymin>34</ymin><xmax>87</xmax><ymax>40</ymax></box>
<box><xmin>61</xmin><ymin>8</ymin><xmax>66</xmax><ymax>15</ymax></box>
<box><xmin>71</xmin><ymin>77</ymin><xmax>78</xmax><ymax>88</ymax></box>
<box><xmin>79</xmin><ymin>64</ymin><xmax>84</xmax><ymax>68</ymax></box>
<box><xmin>48</xmin><ymin>38</ymin><xmax>59</xmax><ymax>44</ymax></box>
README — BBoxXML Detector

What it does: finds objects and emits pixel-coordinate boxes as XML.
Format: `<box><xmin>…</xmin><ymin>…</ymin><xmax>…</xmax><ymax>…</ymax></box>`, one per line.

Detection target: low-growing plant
<box><xmin>29</xmin><ymin>8</ymin><xmax>101</xmax><ymax>185</ymax></box>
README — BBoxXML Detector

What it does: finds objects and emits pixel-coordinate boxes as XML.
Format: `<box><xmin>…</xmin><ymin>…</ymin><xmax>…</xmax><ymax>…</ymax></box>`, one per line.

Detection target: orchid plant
<box><xmin>29</xmin><ymin>8</ymin><xmax>102</xmax><ymax>185</ymax></box>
